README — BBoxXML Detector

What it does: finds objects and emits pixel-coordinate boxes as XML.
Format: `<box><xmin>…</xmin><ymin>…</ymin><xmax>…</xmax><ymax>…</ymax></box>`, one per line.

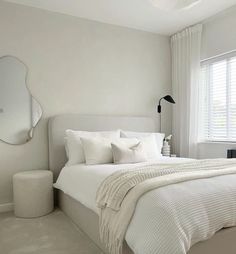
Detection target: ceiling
<box><xmin>4</xmin><ymin>0</ymin><xmax>236</xmax><ymax>35</ymax></box>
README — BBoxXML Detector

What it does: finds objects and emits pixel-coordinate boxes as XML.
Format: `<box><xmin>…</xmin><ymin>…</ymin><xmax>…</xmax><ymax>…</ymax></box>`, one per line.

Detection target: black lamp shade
<box><xmin>163</xmin><ymin>95</ymin><xmax>175</xmax><ymax>104</ymax></box>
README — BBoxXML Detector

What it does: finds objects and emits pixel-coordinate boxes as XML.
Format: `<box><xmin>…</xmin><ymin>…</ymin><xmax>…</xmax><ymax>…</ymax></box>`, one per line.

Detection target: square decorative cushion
<box><xmin>81</xmin><ymin>137</ymin><xmax>114</xmax><ymax>165</ymax></box>
<box><xmin>111</xmin><ymin>142</ymin><xmax>147</xmax><ymax>164</ymax></box>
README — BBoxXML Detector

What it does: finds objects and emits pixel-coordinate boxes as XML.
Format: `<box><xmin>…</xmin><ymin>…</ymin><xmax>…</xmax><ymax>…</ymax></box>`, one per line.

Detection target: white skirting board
<box><xmin>0</xmin><ymin>203</ymin><xmax>14</xmax><ymax>213</ymax></box>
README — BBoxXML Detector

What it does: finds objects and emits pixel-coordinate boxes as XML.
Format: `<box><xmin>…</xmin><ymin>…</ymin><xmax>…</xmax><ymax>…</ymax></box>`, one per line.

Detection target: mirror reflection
<box><xmin>0</xmin><ymin>56</ymin><xmax>42</xmax><ymax>144</ymax></box>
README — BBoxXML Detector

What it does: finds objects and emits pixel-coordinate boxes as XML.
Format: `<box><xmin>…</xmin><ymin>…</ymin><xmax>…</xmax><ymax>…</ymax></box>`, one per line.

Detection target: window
<box><xmin>200</xmin><ymin>51</ymin><xmax>236</xmax><ymax>142</ymax></box>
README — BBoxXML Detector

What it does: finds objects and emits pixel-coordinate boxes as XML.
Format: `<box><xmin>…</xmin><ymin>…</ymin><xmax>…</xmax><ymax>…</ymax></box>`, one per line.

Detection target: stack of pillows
<box><xmin>65</xmin><ymin>130</ymin><xmax>165</xmax><ymax>165</ymax></box>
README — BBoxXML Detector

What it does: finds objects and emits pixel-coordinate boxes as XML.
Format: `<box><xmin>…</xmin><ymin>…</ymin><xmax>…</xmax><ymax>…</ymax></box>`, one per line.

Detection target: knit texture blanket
<box><xmin>96</xmin><ymin>159</ymin><xmax>236</xmax><ymax>254</ymax></box>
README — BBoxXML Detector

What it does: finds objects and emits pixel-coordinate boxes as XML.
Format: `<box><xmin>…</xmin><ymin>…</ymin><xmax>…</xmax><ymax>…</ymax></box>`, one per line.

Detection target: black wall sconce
<box><xmin>157</xmin><ymin>95</ymin><xmax>175</xmax><ymax>132</ymax></box>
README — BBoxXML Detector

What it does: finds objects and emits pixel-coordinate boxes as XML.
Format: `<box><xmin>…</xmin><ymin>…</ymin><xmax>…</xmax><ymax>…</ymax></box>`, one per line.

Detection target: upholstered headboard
<box><xmin>48</xmin><ymin>114</ymin><xmax>156</xmax><ymax>180</ymax></box>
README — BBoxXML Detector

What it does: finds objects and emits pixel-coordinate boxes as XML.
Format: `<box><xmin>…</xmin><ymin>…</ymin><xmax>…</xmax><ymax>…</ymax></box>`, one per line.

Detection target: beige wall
<box><xmin>0</xmin><ymin>2</ymin><xmax>171</xmax><ymax>208</ymax></box>
<box><xmin>198</xmin><ymin>6</ymin><xmax>236</xmax><ymax>159</ymax></box>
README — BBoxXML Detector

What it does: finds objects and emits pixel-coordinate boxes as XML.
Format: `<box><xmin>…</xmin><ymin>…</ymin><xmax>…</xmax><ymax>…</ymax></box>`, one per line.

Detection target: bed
<box><xmin>49</xmin><ymin>114</ymin><xmax>236</xmax><ymax>254</ymax></box>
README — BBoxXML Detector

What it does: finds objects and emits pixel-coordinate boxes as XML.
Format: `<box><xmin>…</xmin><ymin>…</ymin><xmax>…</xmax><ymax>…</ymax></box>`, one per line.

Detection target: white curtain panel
<box><xmin>171</xmin><ymin>24</ymin><xmax>202</xmax><ymax>158</ymax></box>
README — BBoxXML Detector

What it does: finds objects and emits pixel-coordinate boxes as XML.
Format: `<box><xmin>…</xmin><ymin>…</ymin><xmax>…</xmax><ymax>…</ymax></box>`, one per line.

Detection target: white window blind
<box><xmin>200</xmin><ymin>51</ymin><xmax>236</xmax><ymax>142</ymax></box>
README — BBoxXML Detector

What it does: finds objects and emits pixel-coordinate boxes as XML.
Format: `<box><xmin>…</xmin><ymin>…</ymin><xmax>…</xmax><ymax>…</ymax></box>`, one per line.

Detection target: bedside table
<box><xmin>13</xmin><ymin>170</ymin><xmax>54</xmax><ymax>218</ymax></box>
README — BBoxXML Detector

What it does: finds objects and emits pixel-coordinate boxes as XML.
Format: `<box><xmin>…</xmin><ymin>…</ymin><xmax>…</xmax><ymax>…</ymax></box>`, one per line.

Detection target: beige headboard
<box><xmin>48</xmin><ymin>114</ymin><xmax>156</xmax><ymax>180</ymax></box>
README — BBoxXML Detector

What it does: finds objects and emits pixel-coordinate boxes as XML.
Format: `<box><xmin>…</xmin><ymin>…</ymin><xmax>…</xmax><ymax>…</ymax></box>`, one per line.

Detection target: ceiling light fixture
<box><xmin>150</xmin><ymin>0</ymin><xmax>201</xmax><ymax>11</ymax></box>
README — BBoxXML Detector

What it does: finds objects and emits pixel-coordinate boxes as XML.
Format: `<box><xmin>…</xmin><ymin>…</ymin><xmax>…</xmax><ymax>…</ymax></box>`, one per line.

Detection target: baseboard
<box><xmin>0</xmin><ymin>203</ymin><xmax>14</xmax><ymax>213</ymax></box>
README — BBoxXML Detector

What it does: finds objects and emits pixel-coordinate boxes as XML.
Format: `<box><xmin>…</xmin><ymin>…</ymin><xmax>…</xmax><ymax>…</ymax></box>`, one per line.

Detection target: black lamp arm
<box><xmin>157</xmin><ymin>97</ymin><xmax>164</xmax><ymax>113</ymax></box>
<box><xmin>159</xmin><ymin>97</ymin><xmax>164</xmax><ymax>105</ymax></box>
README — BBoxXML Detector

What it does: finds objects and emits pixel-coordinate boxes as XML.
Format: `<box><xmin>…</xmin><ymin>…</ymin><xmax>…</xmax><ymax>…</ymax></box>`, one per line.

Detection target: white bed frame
<box><xmin>48</xmin><ymin>114</ymin><xmax>236</xmax><ymax>254</ymax></box>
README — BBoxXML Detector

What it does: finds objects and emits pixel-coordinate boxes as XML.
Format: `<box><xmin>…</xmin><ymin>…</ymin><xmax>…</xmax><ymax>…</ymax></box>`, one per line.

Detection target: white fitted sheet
<box><xmin>54</xmin><ymin>157</ymin><xmax>192</xmax><ymax>213</ymax></box>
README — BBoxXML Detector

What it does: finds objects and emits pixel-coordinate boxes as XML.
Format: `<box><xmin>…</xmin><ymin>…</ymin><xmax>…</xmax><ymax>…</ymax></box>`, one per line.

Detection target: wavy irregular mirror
<box><xmin>0</xmin><ymin>56</ymin><xmax>42</xmax><ymax>145</ymax></box>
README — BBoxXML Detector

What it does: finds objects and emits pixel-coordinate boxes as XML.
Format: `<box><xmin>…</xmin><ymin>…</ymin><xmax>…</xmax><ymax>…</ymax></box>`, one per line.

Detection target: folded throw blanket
<box><xmin>96</xmin><ymin>159</ymin><xmax>236</xmax><ymax>254</ymax></box>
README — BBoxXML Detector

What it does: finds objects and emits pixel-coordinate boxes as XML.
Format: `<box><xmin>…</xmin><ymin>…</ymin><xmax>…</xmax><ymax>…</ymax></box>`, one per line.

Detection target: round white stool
<box><xmin>13</xmin><ymin>170</ymin><xmax>54</xmax><ymax>218</ymax></box>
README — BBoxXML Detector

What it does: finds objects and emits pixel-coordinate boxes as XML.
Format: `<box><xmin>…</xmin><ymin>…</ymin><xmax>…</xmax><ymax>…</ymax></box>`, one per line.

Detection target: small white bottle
<box><xmin>162</xmin><ymin>140</ymin><xmax>170</xmax><ymax>157</ymax></box>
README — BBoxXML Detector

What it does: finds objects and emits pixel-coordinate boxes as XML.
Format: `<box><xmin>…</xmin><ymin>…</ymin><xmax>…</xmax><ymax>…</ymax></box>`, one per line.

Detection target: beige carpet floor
<box><xmin>0</xmin><ymin>209</ymin><xmax>103</xmax><ymax>254</ymax></box>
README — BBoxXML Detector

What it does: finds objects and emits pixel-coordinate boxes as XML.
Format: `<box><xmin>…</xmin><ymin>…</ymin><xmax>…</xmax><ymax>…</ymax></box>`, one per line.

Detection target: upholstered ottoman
<box><xmin>13</xmin><ymin>170</ymin><xmax>53</xmax><ymax>218</ymax></box>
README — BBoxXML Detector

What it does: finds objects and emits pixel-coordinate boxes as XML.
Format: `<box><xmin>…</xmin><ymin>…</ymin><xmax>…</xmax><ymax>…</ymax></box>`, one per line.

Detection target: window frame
<box><xmin>200</xmin><ymin>50</ymin><xmax>236</xmax><ymax>143</ymax></box>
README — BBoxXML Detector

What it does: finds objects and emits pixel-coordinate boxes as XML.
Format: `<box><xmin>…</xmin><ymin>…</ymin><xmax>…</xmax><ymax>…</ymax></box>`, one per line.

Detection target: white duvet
<box><xmin>54</xmin><ymin>157</ymin><xmax>236</xmax><ymax>254</ymax></box>
<box><xmin>54</xmin><ymin>157</ymin><xmax>191</xmax><ymax>214</ymax></box>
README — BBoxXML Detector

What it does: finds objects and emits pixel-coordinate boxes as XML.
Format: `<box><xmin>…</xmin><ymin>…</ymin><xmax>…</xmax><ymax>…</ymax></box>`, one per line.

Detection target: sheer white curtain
<box><xmin>171</xmin><ymin>24</ymin><xmax>202</xmax><ymax>158</ymax></box>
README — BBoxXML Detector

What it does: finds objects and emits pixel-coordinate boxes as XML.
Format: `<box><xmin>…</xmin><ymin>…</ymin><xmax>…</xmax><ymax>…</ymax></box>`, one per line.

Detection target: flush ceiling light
<box><xmin>150</xmin><ymin>0</ymin><xmax>201</xmax><ymax>11</ymax></box>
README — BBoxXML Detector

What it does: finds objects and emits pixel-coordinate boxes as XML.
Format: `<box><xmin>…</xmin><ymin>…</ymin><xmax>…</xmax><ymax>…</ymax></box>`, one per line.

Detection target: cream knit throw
<box><xmin>96</xmin><ymin>159</ymin><xmax>236</xmax><ymax>254</ymax></box>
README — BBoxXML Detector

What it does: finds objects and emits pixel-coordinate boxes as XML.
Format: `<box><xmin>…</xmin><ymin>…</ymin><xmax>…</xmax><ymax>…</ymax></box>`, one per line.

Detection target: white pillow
<box><xmin>120</xmin><ymin>130</ymin><xmax>165</xmax><ymax>159</ymax></box>
<box><xmin>65</xmin><ymin>129</ymin><xmax>120</xmax><ymax>166</ymax></box>
<box><xmin>112</xmin><ymin>137</ymin><xmax>140</xmax><ymax>147</ymax></box>
<box><xmin>111</xmin><ymin>142</ymin><xmax>147</xmax><ymax>164</ymax></box>
<box><xmin>81</xmin><ymin>137</ymin><xmax>114</xmax><ymax>165</ymax></box>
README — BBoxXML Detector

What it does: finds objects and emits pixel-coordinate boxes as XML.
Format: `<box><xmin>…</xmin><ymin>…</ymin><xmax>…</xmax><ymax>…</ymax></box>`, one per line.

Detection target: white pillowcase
<box><xmin>120</xmin><ymin>130</ymin><xmax>165</xmax><ymax>159</ymax></box>
<box><xmin>112</xmin><ymin>137</ymin><xmax>140</xmax><ymax>147</ymax></box>
<box><xmin>65</xmin><ymin>129</ymin><xmax>120</xmax><ymax>166</ymax></box>
<box><xmin>111</xmin><ymin>142</ymin><xmax>147</xmax><ymax>164</ymax></box>
<box><xmin>81</xmin><ymin>137</ymin><xmax>114</xmax><ymax>165</ymax></box>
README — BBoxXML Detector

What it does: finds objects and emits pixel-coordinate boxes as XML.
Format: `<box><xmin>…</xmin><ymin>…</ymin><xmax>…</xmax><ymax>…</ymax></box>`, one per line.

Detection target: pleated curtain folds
<box><xmin>171</xmin><ymin>24</ymin><xmax>202</xmax><ymax>158</ymax></box>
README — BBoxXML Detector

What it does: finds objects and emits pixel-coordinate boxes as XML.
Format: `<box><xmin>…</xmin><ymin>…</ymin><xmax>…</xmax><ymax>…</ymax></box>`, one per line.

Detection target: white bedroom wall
<box><xmin>198</xmin><ymin>6</ymin><xmax>236</xmax><ymax>159</ymax></box>
<box><xmin>0</xmin><ymin>1</ymin><xmax>171</xmax><ymax>209</ymax></box>
<box><xmin>201</xmin><ymin>6</ymin><xmax>236</xmax><ymax>60</ymax></box>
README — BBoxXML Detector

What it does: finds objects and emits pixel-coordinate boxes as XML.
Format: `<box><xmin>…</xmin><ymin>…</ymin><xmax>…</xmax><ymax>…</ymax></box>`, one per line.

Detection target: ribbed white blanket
<box><xmin>96</xmin><ymin>159</ymin><xmax>236</xmax><ymax>254</ymax></box>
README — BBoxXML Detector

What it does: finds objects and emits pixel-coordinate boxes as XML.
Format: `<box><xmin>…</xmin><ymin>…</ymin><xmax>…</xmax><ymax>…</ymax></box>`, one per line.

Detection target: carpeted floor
<box><xmin>0</xmin><ymin>209</ymin><xmax>103</xmax><ymax>254</ymax></box>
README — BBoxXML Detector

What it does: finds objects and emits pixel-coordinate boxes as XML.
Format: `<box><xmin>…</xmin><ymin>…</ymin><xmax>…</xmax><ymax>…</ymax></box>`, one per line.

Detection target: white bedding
<box><xmin>55</xmin><ymin>157</ymin><xmax>236</xmax><ymax>254</ymax></box>
<box><xmin>97</xmin><ymin>159</ymin><xmax>236</xmax><ymax>254</ymax></box>
<box><xmin>54</xmin><ymin>157</ymin><xmax>191</xmax><ymax>213</ymax></box>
